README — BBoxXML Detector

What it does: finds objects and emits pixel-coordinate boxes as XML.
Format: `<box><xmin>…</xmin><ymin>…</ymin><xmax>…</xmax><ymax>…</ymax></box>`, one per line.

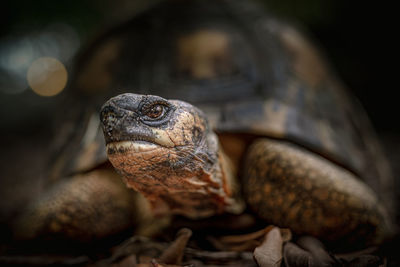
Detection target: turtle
<box><xmin>13</xmin><ymin>0</ymin><xmax>395</xmax><ymax>255</ymax></box>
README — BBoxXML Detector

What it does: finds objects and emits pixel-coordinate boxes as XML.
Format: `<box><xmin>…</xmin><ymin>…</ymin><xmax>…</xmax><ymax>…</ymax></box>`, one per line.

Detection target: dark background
<box><xmin>0</xmin><ymin>0</ymin><xmax>398</xmax><ymax>252</ymax></box>
<box><xmin>1</xmin><ymin>0</ymin><xmax>398</xmax><ymax>133</ymax></box>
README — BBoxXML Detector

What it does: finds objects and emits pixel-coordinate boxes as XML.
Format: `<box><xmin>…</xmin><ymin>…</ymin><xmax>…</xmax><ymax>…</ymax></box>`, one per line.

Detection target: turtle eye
<box><xmin>145</xmin><ymin>104</ymin><xmax>165</xmax><ymax>119</ymax></box>
<box><xmin>140</xmin><ymin>101</ymin><xmax>172</xmax><ymax>126</ymax></box>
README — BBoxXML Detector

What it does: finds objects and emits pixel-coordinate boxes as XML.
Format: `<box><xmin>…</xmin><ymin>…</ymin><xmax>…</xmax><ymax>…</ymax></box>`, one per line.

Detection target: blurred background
<box><xmin>0</xmin><ymin>0</ymin><xmax>398</xmax><ymax>238</ymax></box>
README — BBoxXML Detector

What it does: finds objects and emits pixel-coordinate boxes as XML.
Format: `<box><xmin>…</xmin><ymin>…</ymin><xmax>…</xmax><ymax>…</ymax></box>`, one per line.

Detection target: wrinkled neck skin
<box><xmin>102</xmin><ymin>95</ymin><xmax>244</xmax><ymax>219</ymax></box>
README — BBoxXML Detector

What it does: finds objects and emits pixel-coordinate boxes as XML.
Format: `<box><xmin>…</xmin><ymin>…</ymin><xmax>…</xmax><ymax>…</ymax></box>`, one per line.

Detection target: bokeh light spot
<box><xmin>27</xmin><ymin>57</ymin><xmax>67</xmax><ymax>97</ymax></box>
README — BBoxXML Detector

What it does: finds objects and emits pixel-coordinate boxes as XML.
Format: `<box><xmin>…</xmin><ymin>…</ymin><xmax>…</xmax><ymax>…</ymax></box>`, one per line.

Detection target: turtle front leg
<box><xmin>242</xmin><ymin>138</ymin><xmax>392</xmax><ymax>246</ymax></box>
<box><xmin>13</xmin><ymin>169</ymin><xmax>155</xmax><ymax>245</ymax></box>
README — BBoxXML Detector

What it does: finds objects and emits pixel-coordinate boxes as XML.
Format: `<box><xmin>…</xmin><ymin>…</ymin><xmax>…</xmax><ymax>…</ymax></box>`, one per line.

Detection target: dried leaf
<box><xmin>212</xmin><ymin>225</ymin><xmax>291</xmax><ymax>252</ymax></box>
<box><xmin>219</xmin><ymin>226</ymin><xmax>274</xmax><ymax>244</ymax></box>
<box><xmin>253</xmin><ymin>227</ymin><xmax>283</xmax><ymax>267</ymax></box>
<box><xmin>159</xmin><ymin>228</ymin><xmax>192</xmax><ymax>265</ymax></box>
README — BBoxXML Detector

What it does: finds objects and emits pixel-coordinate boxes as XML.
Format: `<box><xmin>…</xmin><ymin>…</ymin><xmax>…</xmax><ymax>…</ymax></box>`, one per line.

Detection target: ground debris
<box><xmin>254</xmin><ymin>227</ymin><xmax>283</xmax><ymax>267</ymax></box>
<box><xmin>209</xmin><ymin>225</ymin><xmax>291</xmax><ymax>252</ymax></box>
<box><xmin>0</xmin><ymin>226</ymin><xmax>387</xmax><ymax>267</ymax></box>
<box><xmin>0</xmin><ymin>254</ymin><xmax>91</xmax><ymax>266</ymax></box>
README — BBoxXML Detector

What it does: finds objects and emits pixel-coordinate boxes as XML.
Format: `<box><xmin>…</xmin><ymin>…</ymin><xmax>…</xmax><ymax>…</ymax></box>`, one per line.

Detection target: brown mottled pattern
<box><xmin>26</xmin><ymin>0</ymin><xmax>394</xmax><ymax>246</ymax></box>
<box><xmin>242</xmin><ymin>138</ymin><xmax>391</xmax><ymax>245</ymax></box>
<box><xmin>68</xmin><ymin>0</ymin><xmax>394</xmax><ymax>216</ymax></box>
<box><xmin>14</xmin><ymin>170</ymin><xmax>140</xmax><ymax>241</ymax></box>
<box><xmin>176</xmin><ymin>30</ymin><xmax>234</xmax><ymax>79</ymax></box>
<box><xmin>100</xmin><ymin>92</ymin><xmax>391</xmax><ymax>245</ymax></box>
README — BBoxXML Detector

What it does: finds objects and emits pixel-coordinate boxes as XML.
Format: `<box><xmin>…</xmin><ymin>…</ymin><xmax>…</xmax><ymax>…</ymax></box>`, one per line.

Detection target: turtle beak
<box><xmin>100</xmin><ymin>93</ymin><xmax>146</xmax><ymax>144</ymax></box>
<box><xmin>100</xmin><ymin>93</ymin><xmax>175</xmax><ymax>147</ymax></box>
<box><xmin>100</xmin><ymin>104</ymin><xmax>124</xmax><ymax>144</ymax></box>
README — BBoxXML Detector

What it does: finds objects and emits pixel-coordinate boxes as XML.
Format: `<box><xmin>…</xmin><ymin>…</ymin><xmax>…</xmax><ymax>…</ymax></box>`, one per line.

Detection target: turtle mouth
<box><xmin>104</xmin><ymin>126</ymin><xmax>176</xmax><ymax>151</ymax></box>
<box><xmin>102</xmin><ymin>114</ymin><xmax>176</xmax><ymax>149</ymax></box>
<box><xmin>106</xmin><ymin>140</ymin><xmax>160</xmax><ymax>155</ymax></box>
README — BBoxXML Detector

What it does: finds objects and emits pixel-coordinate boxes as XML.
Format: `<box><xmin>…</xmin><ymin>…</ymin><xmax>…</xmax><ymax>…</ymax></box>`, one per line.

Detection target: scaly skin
<box><xmin>101</xmin><ymin>93</ymin><xmax>244</xmax><ymax>218</ymax></box>
<box><xmin>101</xmin><ymin>93</ymin><xmax>392</xmax><ymax>246</ymax></box>
<box><xmin>243</xmin><ymin>139</ymin><xmax>392</xmax><ymax>245</ymax></box>
<box><xmin>14</xmin><ymin>169</ymin><xmax>141</xmax><ymax>242</ymax></box>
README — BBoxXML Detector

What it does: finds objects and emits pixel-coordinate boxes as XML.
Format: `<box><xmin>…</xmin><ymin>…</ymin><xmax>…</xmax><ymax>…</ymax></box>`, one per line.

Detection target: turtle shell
<box><xmin>56</xmin><ymin>0</ymin><xmax>393</xmax><ymax>211</ymax></box>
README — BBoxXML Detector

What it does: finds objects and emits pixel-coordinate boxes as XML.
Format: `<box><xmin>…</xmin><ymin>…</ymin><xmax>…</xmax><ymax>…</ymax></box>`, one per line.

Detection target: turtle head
<box><xmin>100</xmin><ymin>93</ymin><xmax>241</xmax><ymax>218</ymax></box>
<box><xmin>101</xmin><ymin>93</ymin><xmax>208</xmax><ymax>149</ymax></box>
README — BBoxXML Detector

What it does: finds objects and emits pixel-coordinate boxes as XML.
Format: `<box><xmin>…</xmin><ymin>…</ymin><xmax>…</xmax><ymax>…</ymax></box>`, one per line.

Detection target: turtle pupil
<box><xmin>147</xmin><ymin>105</ymin><xmax>164</xmax><ymax>118</ymax></box>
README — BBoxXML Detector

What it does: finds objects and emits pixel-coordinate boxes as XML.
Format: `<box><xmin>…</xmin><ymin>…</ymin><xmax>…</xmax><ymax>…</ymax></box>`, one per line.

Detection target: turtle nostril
<box><xmin>100</xmin><ymin>103</ymin><xmax>124</xmax><ymax>127</ymax></box>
